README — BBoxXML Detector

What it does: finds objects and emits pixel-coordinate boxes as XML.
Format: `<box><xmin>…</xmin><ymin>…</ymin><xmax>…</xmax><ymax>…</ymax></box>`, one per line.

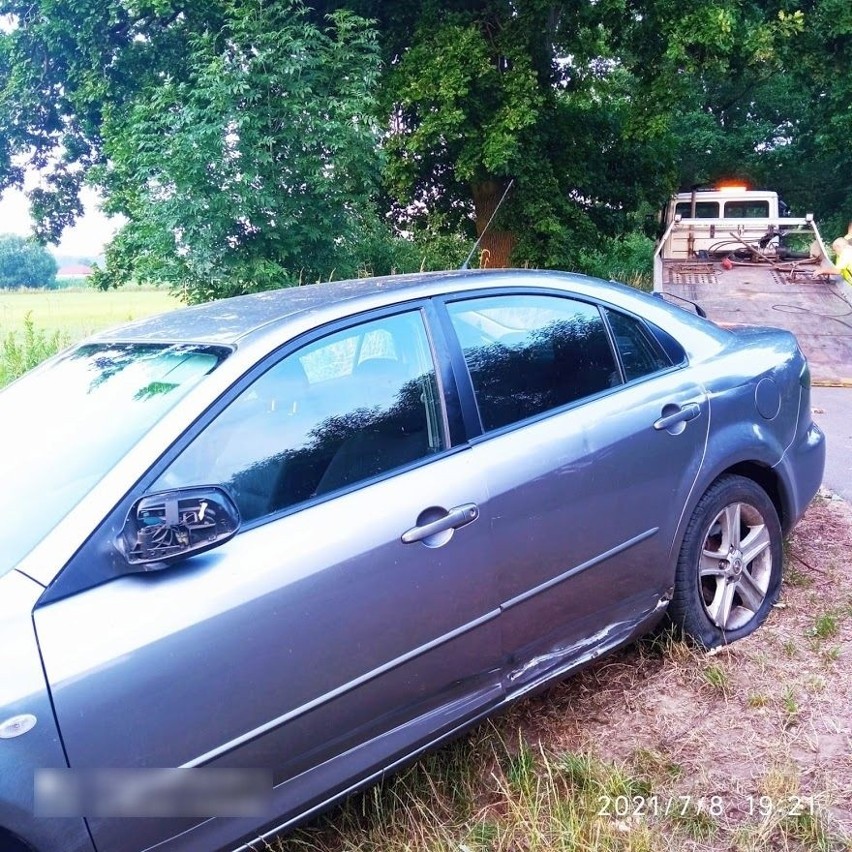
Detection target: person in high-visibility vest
<box><xmin>832</xmin><ymin>237</ymin><xmax>852</xmax><ymax>283</ymax></box>
<box><xmin>814</xmin><ymin>236</ymin><xmax>852</xmax><ymax>283</ymax></box>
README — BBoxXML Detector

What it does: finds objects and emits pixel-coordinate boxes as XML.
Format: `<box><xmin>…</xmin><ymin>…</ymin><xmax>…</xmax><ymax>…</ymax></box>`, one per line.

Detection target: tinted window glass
<box><xmin>648</xmin><ymin>322</ymin><xmax>688</xmax><ymax>365</ymax></box>
<box><xmin>604</xmin><ymin>309</ymin><xmax>672</xmax><ymax>381</ymax></box>
<box><xmin>675</xmin><ymin>201</ymin><xmax>719</xmax><ymax>218</ymax></box>
<box><xmin>156</xmin><ymin>312</ymin><xmax>444</xmax><ymax>522</ymax></box>
<box><xmin>447</xmin><ymin>295</ymin><xmax>619</xmax><ymax>432</ymax></box>
<box><xmin>723</xmin><ymin>200</ymin><xmax>769</xmax><ymax>218</ymax></box>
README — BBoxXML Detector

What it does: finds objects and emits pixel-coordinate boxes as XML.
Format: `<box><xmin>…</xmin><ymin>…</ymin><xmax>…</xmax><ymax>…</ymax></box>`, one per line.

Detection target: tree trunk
<box><xmin>471</xmin><ymin>179</ymin><xmax>515</xmax><ymax>268</ymax></box>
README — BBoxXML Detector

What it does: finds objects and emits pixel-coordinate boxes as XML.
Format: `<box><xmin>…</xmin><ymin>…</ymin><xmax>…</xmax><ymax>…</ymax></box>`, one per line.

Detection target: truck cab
<box><xmin>660</xmin><ymin>186</ymin><xmax>791</xmax><ymax>260</ymax></box>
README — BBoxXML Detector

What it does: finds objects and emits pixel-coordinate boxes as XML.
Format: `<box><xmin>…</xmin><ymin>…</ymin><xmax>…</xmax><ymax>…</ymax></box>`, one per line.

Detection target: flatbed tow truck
<box><xmin>653</xmin><ymin>186</ymin><xmax>852</xmax><ymax>386</ymax></box>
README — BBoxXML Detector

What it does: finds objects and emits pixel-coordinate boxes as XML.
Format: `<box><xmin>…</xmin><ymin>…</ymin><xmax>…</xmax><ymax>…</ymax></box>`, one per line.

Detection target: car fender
<box><xmin>0</xmin><ymin>571</ymin><xmax>93</xmax><ymax>852</ymax></box>
<box><xmin>771</xmin><ymin>420</ymin><xmax>825</xmax><ymax>533</ymax></box>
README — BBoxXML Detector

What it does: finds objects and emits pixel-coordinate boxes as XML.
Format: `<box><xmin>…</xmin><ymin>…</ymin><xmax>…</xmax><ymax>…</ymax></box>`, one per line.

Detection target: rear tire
<box><xmin>670</xmin><ymin>475</ymin><xmax>782</xmax><ymax>648</ymax></box>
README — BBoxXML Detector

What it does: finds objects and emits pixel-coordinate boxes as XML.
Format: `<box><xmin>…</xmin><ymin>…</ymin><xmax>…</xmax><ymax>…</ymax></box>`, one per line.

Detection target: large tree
<box><xmin>336</xmin><ymin>0</ymin><xmax>808</xmax><ymax>268</ymax></box>
<box><xmin>1</xmin><ymin>0</ymin><xmax>848</xmax><ymax>286</ymax></box>
<box><xmin>614</xmin><ymin>0</ymin><xmax>850</xmax><ymax>230</ymax></box>
<box><xmin>0</xmin><ymin>0</ymin><xmax>383</xmax><ymax>300</ymax></box>
<box><xmin>768</xmin><ymin>0</ymin><xmax>852</xmax><ymax>231</ymax></box>
<box><xmin>0</xmin><ymin>0</ymin><xmax>228</xmax><ymax>244</ymax></box>
<box><xmin>94</xmin><ymin>1</ymin><xmax>383</xmax><ymax>299</ymax></box>
<box><xmin>368</xmin><ymin>0</ymin><xmax>670</xmax><ymax>268</ymax></box>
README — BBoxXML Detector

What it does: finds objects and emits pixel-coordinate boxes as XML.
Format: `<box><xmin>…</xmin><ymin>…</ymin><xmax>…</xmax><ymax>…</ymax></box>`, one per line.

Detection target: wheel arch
<box><xmin>669</xmin><ymin>456</ymin><xmax>791</xmax><ymax>571</ymax></box>
<box><xmin>719</xmin><ymin>460</ymin><xmax>790</xmax><ymax>534</ymax></box>
<box><xmin>667</xmin><ymin>469</ymin><xmax>784</xmax><ymax>646</ymax></box>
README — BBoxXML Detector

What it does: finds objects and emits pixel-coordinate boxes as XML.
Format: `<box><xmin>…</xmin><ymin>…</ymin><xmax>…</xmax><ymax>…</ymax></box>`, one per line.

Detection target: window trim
<box><xmin>644</xmin><ymin>318</ymin><xmax>688</xmax><ymax>368</ymax></box>
<box><xmin>435</xmin><ymin>287</ymin><xmax>689</xmax><ymax>444</ymax></box>
<box><xmin>601</xmin><ymin>306</ymin><xmax>680</xmax><ymax>384</ymax></box>
<box><xmin>170</xmin><ymin>305</ymin><xmax>462</xmax><ymax>528</ymax></box>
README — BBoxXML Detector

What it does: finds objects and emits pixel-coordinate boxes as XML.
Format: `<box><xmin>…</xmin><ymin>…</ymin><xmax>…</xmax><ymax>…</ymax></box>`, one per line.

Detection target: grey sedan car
<box><xmin>0</xmin><ymin>269</ymin><xmax>824</xmax><ymax>852</ymax></box>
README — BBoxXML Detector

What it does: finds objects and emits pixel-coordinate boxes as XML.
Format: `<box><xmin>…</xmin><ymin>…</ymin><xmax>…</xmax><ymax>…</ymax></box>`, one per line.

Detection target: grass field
<box><xmin>0</xmin><ymin>287</ymin><xmax>180</xmax><ymax>340</ymax></box>
<box><xmin>0</xmin><ymin>287</ymin><xmax>181</xmax><ymax>385</ymax></box>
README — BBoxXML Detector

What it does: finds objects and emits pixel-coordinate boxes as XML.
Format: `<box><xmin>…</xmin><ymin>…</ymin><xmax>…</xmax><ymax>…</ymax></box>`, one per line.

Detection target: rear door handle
<box><xmin>654</xmin><ymin>402</ymin><xmax>701</xmax><ymax>431</ymax></box>
<box><xmin>401</xmin><ymin>503</ymin><xmax>479</xmax><ymax>544</ymax></box>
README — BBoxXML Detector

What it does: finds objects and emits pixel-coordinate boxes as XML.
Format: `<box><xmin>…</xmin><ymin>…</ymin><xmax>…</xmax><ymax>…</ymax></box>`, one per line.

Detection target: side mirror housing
<box><xmin>116</xmin><ymin>486</ymin><xmax>240</xmax><ymax>568</ymax></box>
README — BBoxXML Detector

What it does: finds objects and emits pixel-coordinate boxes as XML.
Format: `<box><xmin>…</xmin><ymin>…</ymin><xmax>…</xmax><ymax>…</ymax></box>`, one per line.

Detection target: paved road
<box><xmin>811</xmin><ymin>386</ymin><xmax>852</xmax><ymax>502</ymax></box>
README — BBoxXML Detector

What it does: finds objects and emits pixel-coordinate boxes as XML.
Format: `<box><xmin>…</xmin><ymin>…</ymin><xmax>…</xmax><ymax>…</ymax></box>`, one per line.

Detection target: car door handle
<box><xmin>401</xmin><ymin>503</ymin><xmax>480</xmax><ymax>544</ymax></box>
<box><xmin>653</xmin><ymin>402</ymin><xmax>701</xmax><ymax>431</ymax></box>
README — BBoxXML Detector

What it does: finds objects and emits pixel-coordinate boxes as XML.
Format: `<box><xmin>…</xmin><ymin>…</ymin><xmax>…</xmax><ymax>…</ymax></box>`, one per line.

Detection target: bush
<box><xmin>0</xmin><ymin>314</ymin><xmax>68</xmax><ymax>386</ymax></box>
<box><xmin>574</xmin><ymin>231</ymin><xmax>655</xmax><ymax>290</ymax></box>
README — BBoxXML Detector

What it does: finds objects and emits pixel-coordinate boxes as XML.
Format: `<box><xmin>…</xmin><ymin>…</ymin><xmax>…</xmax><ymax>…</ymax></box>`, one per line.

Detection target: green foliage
<box><xmin>348</xmin><ymin>215</ymin><xmax>471</xmax><ymax>277</ymax></box>
<box><xmin>575</xmin><ymin>233</ymin><xmax>656</xmax><ymax>290</ymax></box>
<box><xmin>0</xmin><ymin>313</ymin><xmax>67</xmax><ymax>385</ymax></box>
<box><xmin>1</xmin><ymin>0</ymin><xmax>851</xmax><ymax>294</ymax></box>
<box><xmin>0</xmin><ymin>0</ymin><xmax>226</xmax><ymax>241</ymax></box>
<box><xmin>0</xmin><ymin>234</ymin><xmax>58</xmax><ymax>289</ymax></box>
<box><xmin>774</xmin><ymin>0</ymin><xmax>852</xmax><ymax>227</ymax></box>
<box><xmin>379</xmin><ymin>2</ymin><xmax>673</xmax><ymax>267</ymax></box>
<box><xmin>385</xmin><ymin>17</ymin><xmax>543</xmax><ymax>188</ymax></box>
<box><xmin>88</xmin><ymin>0</ymin><xmax>382</xmax><ymax>301</ymax></box>
<box><xmin>1</xmin><ymin>0</ymin><xmax>384</xmax><ymax>301</ymax></box>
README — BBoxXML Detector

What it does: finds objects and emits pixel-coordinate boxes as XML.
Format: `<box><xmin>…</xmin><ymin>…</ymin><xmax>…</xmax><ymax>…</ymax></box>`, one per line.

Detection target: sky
<box><xmin>0</xmin><ymin>185</ymin><xmax>121</xmax><ymax>259</ymax></box>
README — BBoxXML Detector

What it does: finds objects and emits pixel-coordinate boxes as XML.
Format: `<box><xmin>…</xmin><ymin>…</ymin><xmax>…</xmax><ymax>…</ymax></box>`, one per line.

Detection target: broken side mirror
<box><xmin>116</xmin><ymin>486</ymin><xmax>240</xmax><ymax>569</ymax></box>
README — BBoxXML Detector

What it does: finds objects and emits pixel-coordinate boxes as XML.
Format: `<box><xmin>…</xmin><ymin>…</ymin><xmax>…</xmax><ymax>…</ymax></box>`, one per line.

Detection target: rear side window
<box><xmin>446</xmin><ymin>294</ymin><xmax>620</xmax><ymax>432</ymax></box>
<box><xmin>604</xmin><ymin>309</ymin><xmax>672</xmax><ymax>381</ymax></box>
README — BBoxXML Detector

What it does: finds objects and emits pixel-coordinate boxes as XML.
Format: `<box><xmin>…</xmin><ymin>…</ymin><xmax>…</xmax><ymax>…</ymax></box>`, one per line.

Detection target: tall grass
<box><xmin>0</xmin><ymin>313</ymin><xmax>68</xmax><ymax>386</ymax></box>
<box><xmin>271</xmin><ymin>633</ymin><xmax>849</xmax><ymax>852</ymax></box>
<box><xmin>273</xmin><ymin>720</ymin><xmax>845</xmax><ymax>852</ymax></box>
<box><xmin>276</xmin><ymin>728</ymin><xmax>667</xmax><ymax>852</ymax></box>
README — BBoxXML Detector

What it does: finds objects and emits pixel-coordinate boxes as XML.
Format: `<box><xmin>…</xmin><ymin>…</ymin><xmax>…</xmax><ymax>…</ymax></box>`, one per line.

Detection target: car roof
<box><xmin>89</xmin><ymin>269</ymin><xmax>692</xmax><ymax>346</ymax></box>
<box><xmin>89</xmin><ymin>271</ymin><xmax>468</xmax><ymax>345</ymax></box>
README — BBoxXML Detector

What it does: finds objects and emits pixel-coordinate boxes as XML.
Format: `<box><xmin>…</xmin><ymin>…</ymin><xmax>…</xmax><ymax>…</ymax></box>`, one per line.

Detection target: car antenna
<box><xmin>460</xmin><ymin>179</ymin><xmax>515</xmax><ymax>270</ymax></box>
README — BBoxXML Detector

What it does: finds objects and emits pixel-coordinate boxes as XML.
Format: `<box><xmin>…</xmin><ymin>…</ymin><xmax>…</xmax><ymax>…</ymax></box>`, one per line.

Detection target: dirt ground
<box><xmin>504</xmin><ymin>489</ymin><xmax>852</xmax><ymax>849</ymax></box>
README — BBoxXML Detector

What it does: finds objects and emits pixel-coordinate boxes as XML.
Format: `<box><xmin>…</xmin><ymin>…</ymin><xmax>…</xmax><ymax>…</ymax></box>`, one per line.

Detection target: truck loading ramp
<box><xmin>661</xmin><ymin>260</ymin><xmax>852</xmax><ymax>387</ymax></box>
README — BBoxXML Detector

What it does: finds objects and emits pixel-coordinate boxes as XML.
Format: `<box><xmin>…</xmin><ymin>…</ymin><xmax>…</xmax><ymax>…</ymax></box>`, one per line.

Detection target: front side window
<box><xmin>447</xmin><ymin>294</ymin><xmax>620</xmax><ymax>432</ymax></box>
<box><xmin>156</xmin><ymin>311</ymin><xmax>445</xmax><ymax>523</ymax></box>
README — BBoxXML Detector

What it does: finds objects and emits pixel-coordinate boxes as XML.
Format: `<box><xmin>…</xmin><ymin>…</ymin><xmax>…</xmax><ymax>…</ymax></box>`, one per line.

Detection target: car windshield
<box><xmin>0</xmin><ymin>342</ymin><xmax>229</xmax><ymax>578</ymax></box>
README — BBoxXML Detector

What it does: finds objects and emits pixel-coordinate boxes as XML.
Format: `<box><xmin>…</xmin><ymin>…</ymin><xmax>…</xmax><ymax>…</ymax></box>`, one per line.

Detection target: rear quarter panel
<box><xmin>669</xmin><ymin>327</ymin><xmax>811</xmax><ymax>552</ymax></box>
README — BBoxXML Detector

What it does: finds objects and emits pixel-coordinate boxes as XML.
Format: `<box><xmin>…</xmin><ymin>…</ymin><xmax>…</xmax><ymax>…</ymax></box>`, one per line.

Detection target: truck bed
<box><xmin>659</xmin><ymin>259</ymin><xmax>852</xmax><ymax>386</ymax></box>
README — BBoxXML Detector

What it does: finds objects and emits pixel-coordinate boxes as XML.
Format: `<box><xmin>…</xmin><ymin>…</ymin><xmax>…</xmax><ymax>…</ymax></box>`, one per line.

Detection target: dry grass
<box><xmin>264</xmin><ymin>493</ymin><xmax>852</xmax><ymax>852</ymax></box>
